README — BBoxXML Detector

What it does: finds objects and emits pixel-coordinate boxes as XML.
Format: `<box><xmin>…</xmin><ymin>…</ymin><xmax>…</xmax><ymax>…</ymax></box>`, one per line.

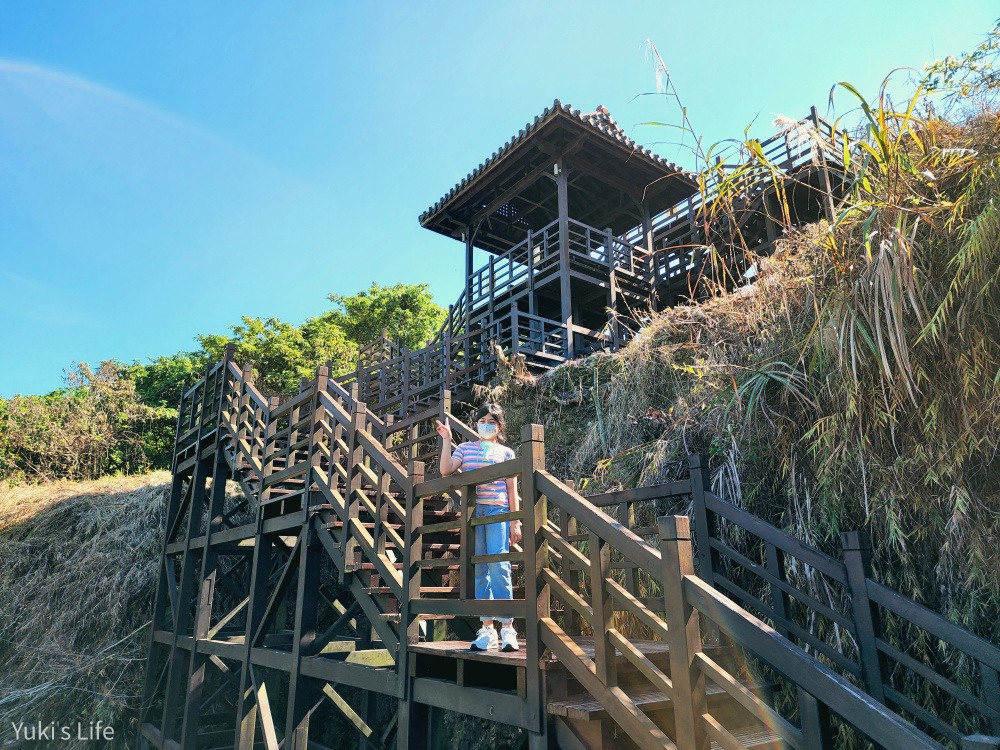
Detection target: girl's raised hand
<box><xmin>434</xmin><ymin>418</ymin><xmax>452</xmax><ymax>441</ymax></box>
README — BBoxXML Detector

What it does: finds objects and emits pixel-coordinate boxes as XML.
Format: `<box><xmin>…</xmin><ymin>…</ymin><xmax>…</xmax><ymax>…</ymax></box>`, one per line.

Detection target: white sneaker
<box><xmin>500</xmin><ymin>624</ymin><xmax>519</xmax><ymax>652</ymax></box>
<box><xmin>470</xmin><ymin>625</ymin><xmax>498</xmax><ymax>651</ymax></box>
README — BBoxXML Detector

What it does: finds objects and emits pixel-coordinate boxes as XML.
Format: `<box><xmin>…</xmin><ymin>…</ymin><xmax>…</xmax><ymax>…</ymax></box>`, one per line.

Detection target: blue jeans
<box><xmin>474</xmin><ymin>503</ymin><xmax>513</xmax><ymax>624</ymax></box>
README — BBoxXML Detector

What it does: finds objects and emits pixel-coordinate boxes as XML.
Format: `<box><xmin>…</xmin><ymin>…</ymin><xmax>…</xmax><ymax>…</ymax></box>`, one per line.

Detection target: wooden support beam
<box><xmin>519</xmin><ymin>423</ymin><xmax>548</xmax><ymax>746</ymax></box>
<box><xmin>322</xmin><ymin>684</ymin><xmax>386</xmax><ymax>750</ymax></box>
<box><xmin>470</xmin><ymin>162</ymin><xmax>553</xmax><ymax>225</ymax></box>
<box><xmin>555</xmin><ymin>161</ymin><xmax>574</xmax><ymax>355</ymax></box>
<box><xmin>286</xmin><ymin>520</ymin><xmax>322</xmax><ymax>750</ymax></box>
<box><xmin>180</xmin><ymin>454</ymin><xmax>230</xmax><ymax>748</ymax></box>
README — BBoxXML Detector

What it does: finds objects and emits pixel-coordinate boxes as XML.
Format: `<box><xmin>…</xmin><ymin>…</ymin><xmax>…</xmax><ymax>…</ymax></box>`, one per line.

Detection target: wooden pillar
<box><xmin>605</xmin><ymin>227</ymin><xmax>620</xmax><ymax>350</ymax></box>
<box><xmin>519</xmin><ymin>423</ymin><xmax>549</xmax><ymax>748</ymax></box>
<box><xmin>641</xmin><ymin>202</ymin><xmax>654</xmax><ymax>255</ymax></box>
<box><xmin>159</xmin><ymin>365</ymin><xmax>215</xmax><ymax>743</ymax></box>
<box><xmin>179</xmin><ymin>450</ymin><xmax>230</xmax><ymax>748</ymax></box>
<box><xmin>464</xmin><ymin>227</ymin><xmax>474</xmax><ymax>375</ymax></box>
<box><xmin>555</xmin><ymin>161</ymin><xmax>574</xmax><ymax>356</ymax></box>
<box><xmin>138</xmin><ymin>385</ymin><xmax>190</xmax><ymax>733</ymax></box>
<box><xmin>443</xmin><ymin>306</ymin><xmax>453</xmax><ymax>390</ymax></box>
<box><xmin>344</xmin><ymin>389</ymin><xmax>367</xmax><ymax>582</ymax></box>
<box><xmin>527</xmin><ymin>228</ymin><xmax>536</xmax><ymax>316</ymax></box>
<box><xmin>464</xmin><ymin>228</ymin><xmax>474</xmax><ymax>330</ymax></box>
<box><xmin>399</xmin><ymin>458</ymin><xmax>429</xmax><ymax>750</ymax></box>
<box><xmin>285</xmin><ymin>525</ymin><xmax>322</xmax><ymax>750</ymax></box>
<box><xmin>236</xmin><ymin>519</ymin><xmax>275</xmax><ymax>748</ymax></box>
<box><xmin>659</xmin><ymin>515</ymin><xmax>708</xmax><ymax>750</ymax></box>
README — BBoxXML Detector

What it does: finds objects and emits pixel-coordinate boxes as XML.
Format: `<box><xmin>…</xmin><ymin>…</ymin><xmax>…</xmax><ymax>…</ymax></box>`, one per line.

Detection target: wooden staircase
<box><xmin>138</xmin><ymin>348</ymin><xmax>999</xmax><ymax>750</ymax></box>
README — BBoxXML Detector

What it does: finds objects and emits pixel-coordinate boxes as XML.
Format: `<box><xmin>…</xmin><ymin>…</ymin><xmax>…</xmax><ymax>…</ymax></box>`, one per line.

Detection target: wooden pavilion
<box><xmin>419</xmin><ymin>101</ymin><xmax>697</xmax><ymax>363</ymax></box>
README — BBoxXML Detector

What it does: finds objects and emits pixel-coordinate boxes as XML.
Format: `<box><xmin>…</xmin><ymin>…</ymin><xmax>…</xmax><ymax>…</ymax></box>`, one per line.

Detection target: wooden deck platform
<box><xmin>408</xmin><ymin>639</ymin><xmax>527</xmax><ymax>664</ymax></box>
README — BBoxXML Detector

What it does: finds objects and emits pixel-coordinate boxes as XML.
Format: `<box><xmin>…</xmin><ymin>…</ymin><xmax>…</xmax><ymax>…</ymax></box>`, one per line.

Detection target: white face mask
<box><xmin>476</xmin><ymin>422</ymin><xmax>498</xmax><ymax>439</ymax></box>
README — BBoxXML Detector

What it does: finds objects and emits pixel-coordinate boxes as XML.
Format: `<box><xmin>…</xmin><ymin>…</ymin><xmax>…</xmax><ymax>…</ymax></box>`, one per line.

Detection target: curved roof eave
<box><xmin>418</xmin><ymin>99</ymin><xmax>695</xmax><ymax>229</ymax></box>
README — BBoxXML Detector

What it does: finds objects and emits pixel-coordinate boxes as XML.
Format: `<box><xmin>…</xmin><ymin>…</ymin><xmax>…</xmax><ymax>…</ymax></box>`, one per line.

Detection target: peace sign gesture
<box><xmin>435</xmin><ymin>417</ymin><xmax>452</xmax><ymax>442</ymax></box>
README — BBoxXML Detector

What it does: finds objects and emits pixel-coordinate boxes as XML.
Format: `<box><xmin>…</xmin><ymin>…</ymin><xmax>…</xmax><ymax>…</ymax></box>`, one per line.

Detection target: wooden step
<box><xmin>546</xmin><ymin>682</ymin><xmax>769</xmax><ymax>721</ymax></box>
<box><xmin>379</xmin><ymin>613</ymin><xmax>458</xmax><ymax>622</ymax></box>
<box><xmin>709</xmin><ymin>724</ymin><xmax>784</xmax><ymax>750</ymax></box>
<box><xmin>323</xmin><ymin>521</ymin><xmax>404</xmax><ymax>532</ymax></box>
<box><xmin>366</xmin><ymin>586</ymin><xmax>459</xmax><ymax>595</ymax></box>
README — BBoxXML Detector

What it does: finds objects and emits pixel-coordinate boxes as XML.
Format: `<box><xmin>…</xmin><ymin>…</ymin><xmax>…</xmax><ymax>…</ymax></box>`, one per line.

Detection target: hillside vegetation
<box><xmin>0</xmin><ymin>282</ymin><xmax>445</xmax><ymax>484</ymax></box>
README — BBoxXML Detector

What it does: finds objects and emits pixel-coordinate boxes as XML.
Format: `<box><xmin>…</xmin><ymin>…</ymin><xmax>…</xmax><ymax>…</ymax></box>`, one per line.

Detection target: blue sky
<box><xmin>1</xmin><ymin>2</ymin><xmax>996</xmax><ymax>397</ymax></box>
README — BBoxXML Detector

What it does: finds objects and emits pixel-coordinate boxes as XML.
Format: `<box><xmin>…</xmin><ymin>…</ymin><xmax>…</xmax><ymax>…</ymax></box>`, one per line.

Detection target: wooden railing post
<box><xmin>383</xmin><ymin>413</ymin><xmax>395</xmax><ymax>451</ymax></box>
<box><xmin>520</xmin><ymin>423</ymin><xmax>548</xmax><ymax>744</ymax></box>
<box><xmin>444</xmin><ymin>306</ymin><xmax>454</xmax><ymax>390</ymax></box>
<box><xmin>798</xmin><ymin>690</ymin><xmax>835</xmax><ymax>750</ymax></box>
<box><xmin>459</xmin><ymin>485</ymin><xmax>473</xmax><ymax>600</ymax></box>
<box><xmin>401</xmin><ymin>348</ymin><xmax>411</xmax><ymax>417</ymax></box>
<box><xmin>765</xmin><ymin>542</ymin><xmax>793</xmax><ymax>640</ymax></box>
<box><xmin>511</xmin><ymin>308</ymin><xmax>520</xmax><ymax>356</ymax></box>
<box><xmin>841</xmin><ymin>531</ymin><xmax>887</xmax><ymax>703</ymax></box>
<box><xmin>404</xmin><ymin>460</ymin><xmax>425</xmax><ymax>645</ymax></box>
<box><xmin>308</xmin><ymin>366</ymin><xmax>329</xmax><ymax>522</ymax></box>
<box><xmin>238</xmin><ymin>364</ymin><xmax>253</xmax><ymax>458</ymax></box>
<box><xmin>261</xmin><ymin>396</ymin><xmax>280</xmax><ymax>506</ymax></box>
<box><xmin>687</xmin><ymin>454</ymin><xmax>715</xmax><ymax>580</ymax></box>
<box><xmin>605</xmin><ymin>227</ymin><xmax>622</xmax><ymax>351</ymax></box>
<box><xmin>527</xmin><ymin>228</ymin><xmax>536</xmax><ymax>318</ymax></box>
<box><xmin>588</xmin><ymin>531</ymin><xmax>617</xmax><ymax>689</ymax></box>
<box><xmin>659</xmin><ymin>514</ymin><xmax>708</xmax><ymax>750</ymax></box>
<box><xmin>559</xmin><ymin>481</ymin><xmax>579</xmax><ymax>636</ymax></box>
<box><xmin>343</xmin><ymin>389</ymin><xmax>367</xmax><ymax>581</ymax></box>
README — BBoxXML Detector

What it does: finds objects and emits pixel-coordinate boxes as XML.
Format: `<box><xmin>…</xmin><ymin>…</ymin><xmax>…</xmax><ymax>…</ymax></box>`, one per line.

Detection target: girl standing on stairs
<box><xmin>435</xmin><ymin>403</ymin><xmax>523</xmax><ymax>652</ymax></box>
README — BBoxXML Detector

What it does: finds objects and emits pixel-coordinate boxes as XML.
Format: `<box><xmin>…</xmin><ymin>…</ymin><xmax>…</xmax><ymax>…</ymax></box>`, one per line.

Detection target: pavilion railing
<box><xmin>644</xmin><ymin>108</ymin><xmax>845</xmax><ymax>290</ymax></box>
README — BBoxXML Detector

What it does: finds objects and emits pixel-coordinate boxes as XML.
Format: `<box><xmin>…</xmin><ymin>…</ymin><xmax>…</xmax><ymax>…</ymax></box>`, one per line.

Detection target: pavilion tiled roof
<box><xmin>418</xmin><ymin>99</ymin><xmax>690</xmax><ymax>226</ymax></box>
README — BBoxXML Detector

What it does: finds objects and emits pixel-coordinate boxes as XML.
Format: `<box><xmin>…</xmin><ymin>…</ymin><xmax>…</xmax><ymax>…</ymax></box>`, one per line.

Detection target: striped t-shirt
<box><xmin>452</xmin><ymin>440</ymin><xmax>516</xmax><ymax>506</ymax></box>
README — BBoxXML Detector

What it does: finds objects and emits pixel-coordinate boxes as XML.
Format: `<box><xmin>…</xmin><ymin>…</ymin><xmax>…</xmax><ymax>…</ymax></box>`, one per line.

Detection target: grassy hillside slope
<box><xmin>0</xmin><ymin>473</ymin><xmax>170</xmax><ymax>749</ymax></box>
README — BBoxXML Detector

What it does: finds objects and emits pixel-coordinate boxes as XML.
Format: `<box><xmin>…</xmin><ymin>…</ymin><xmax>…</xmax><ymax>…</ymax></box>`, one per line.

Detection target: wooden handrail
<box><xmin>866</xmin><ymin>579</ymin><xmax>1000</xmax><ymax>672</ymax></box>
<box><xmin>582</xmin><ymin>480</ymin><xmax>692</xmax><ymax>507</ymax></box>
<box><xmin>414</xmin><ymin>457</ymin><xmax>520</xmax><ymax>498</ymax></box>
<box><xmin>536</xmin><ymin>470</ymin><xmax>661</xmax><ymax>574</ymax></box>
<box><xmin>702</xmin><ymin>491</ymin><xmax>848</xmax><ymax>583</ymax></box>
<box><xmin>680</xmin><ymin>573</ymin><xmax>946</xmax><ymax>750</ymax></box>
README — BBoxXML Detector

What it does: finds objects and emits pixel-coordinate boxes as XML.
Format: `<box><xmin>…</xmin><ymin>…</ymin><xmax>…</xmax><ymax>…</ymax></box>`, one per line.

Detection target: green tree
<box><xmin>0</xmin><ymin>362</ymin><xmax>157</xmax><ymax>482</ymax></box>
<box><xmin>197</xmin><ymin>314</ymin><xmax>357</xmax><ymax>395</ymax></box>
<box><xmin>327</xmin><ymin>282</ymin><xmax>446</xmax><ymax>350</ymax></box>
<box><xmin>124</xmin><ymin>351</ymin><xmax>209</xmax><ymax>409</ymax></box>
<box><xmin>194</xmin><ymin>282</ymin><xmax>445</xmax><ymax>396</ymax></box>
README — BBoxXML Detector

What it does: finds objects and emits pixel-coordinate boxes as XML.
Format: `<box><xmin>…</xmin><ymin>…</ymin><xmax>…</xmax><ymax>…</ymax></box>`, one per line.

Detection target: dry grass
<box><xmin>0</xmin><ymin>472</ymin><xmax>171</xmax><ymax>749</ymax></box>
